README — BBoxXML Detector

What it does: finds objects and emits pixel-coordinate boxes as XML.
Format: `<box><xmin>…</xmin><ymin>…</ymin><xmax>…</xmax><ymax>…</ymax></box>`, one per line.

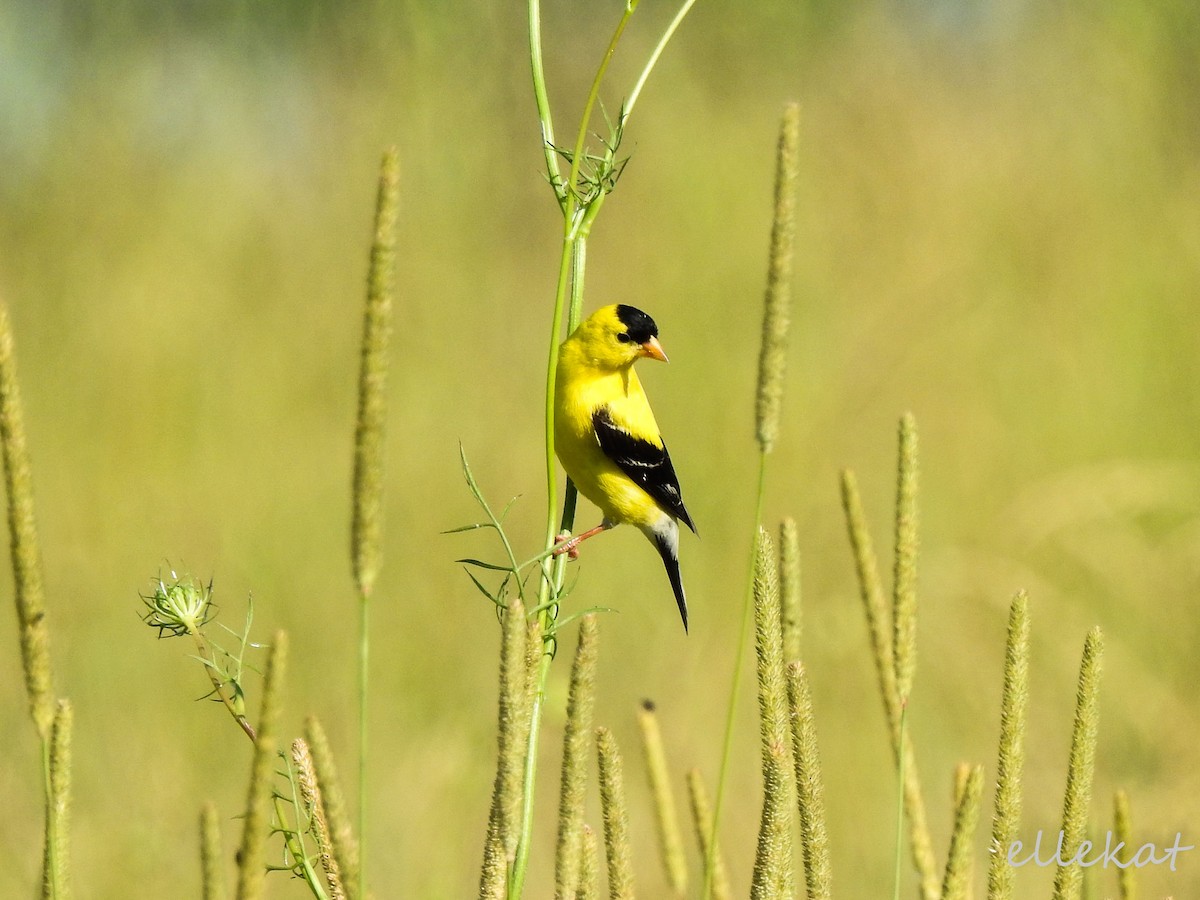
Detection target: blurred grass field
<box><xmin>2</xmin><ymin>1</ymin><xmax>1199</xmax><ymax>896</ymax></box>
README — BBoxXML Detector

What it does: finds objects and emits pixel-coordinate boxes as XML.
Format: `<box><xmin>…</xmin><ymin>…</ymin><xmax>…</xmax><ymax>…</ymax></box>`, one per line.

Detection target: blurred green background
<box><xmin>2</xmin><ymin>1</ymin><xmax>1198</xmax><ymax>896</ymax></box>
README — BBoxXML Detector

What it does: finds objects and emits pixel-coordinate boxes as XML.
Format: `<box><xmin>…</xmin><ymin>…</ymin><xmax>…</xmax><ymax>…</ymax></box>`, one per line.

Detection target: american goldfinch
<box><xmin>553</xmin><ymin>304</ymin><xmax>697</xmax><ymax>631</ymax></box>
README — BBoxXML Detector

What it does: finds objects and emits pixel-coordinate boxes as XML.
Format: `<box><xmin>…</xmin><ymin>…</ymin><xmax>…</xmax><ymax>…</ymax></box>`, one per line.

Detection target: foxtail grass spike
<box><xmin>840</xmin><ymin>470</ymin><xmax>898</xmax><ymax>733</ymax></box>
<box><xmin>235</xmin><ymin>631</ymin><xmax>287</xmax><ymax>900</ymax></box>
<box><xmin>42</xmin><ymin>699</ymin><xmax>72</xmax><ymax>900</ymax></box>
<box><xmin>636</xmin><ymin>701</ymin><xmax>687</xmax><ymax>897</ymax></box>
<box><xmin>749</xmin><ymin>529</ymin><xmax>796</xmax><ymax>900</ymax></box>
<box><xmin>479</xmin><ymin>597</ymin><xmax>530</xmax><ymax>898</ymax></box>
<box><xmin>201</xmin><ymin>802</ymin><xmax>226</xmax><ymax>900</ymax></box>
<box><xmin>305</xmin><ymin>715</ymin><xmax>360</xmax><ymax>897</ymax></box>
<box><xmin>685</xmin><ymin>770</ymin><xmax>731</xmax><ymax>900</ymax></box>
<box><xmin>0</xmin><ymin>300</ymin><xmax>54</xmax><ymax>739</ymax></box>
<box><xmin>779</xmin><ymin>517</ymin><xmax>802</xmax><ymax>663</ymax></box>
<box><xmin>941</xmin><ymin>764</ymin><xmax>984</xmax><ymax>900</ymax></box>
<box><xmin>293</xmin><ymin>738</ymin><xmax>347</xmax><ymax>900</ymax></box>
<box><xmin>578</xmin><ymin>824</ymin><xmax>601</xmax><ymax>900</ymax></box>
<box><xmin>755</xmin><ymin>103</ymin><xmax>801</xmax><ymax>455</ymax></box>
<box><xmin>352</xmin><ymin>147</ymin><xmax>400</xmax><ymax>600</ymax></box>
<box><xmin>525</xmin><ymin>615</ymin><xmax>543</xmax><ymax>718</ymax></box>
<box><xmin>555</xmin><ymin>615</ymin><xmax>600</xmax><ymax>899</ymax></box>
<box><xmin>841</xmin><ymin>468</ymin><xmax>939</xmax><ymax>899</ymax></box>
<box><xmin>788</xmin><ymin>663</ymin><xmax>832</xmax><ymax>900</ymax></box>
<box><xmin>1052</xmin><ymin>627</ymin><xmax>1104</xmax><ymax>900</ymax></box>
<box><xmin>596</xmin><ymin>727</ymin><xmax>635</xmax><ymax>900</ymax></box>
<box><xmin>988</xmin><ymin>591</ymin><xmax>1030</xmax><ymax>900</ymax></box>
<box><xmin>1113</xmin><ymin>790</ymin><xmax>1136</xmax><ymax>900</ymax></box>
<box><xmin>892</xmin><ymin>413</ymin><xmax>919</xmax><ymax>704</ymax></box>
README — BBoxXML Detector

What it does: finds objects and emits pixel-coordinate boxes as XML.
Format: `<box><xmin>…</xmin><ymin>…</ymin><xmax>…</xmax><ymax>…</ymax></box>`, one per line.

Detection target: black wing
<box><xmin>593</xmin><ymin>406</ymin><xmax>697</xmax><ymax>534</ymax></box>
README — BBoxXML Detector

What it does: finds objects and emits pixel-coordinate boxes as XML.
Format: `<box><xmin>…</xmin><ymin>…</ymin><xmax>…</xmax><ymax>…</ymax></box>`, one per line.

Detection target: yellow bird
<box><xmin>553</xmin><ymin>304</ymin><xmax>697</xmax><ymax>631</ymax></box>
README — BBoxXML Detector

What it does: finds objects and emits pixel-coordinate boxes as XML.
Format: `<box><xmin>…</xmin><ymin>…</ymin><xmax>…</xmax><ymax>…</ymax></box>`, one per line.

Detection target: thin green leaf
<box><xmin>464</xmin><ymin>569</ymin><xmax>504</xmax><ymax>607</ymax></box>
<box><xmin>456</xmin><ymin>558</ymin><xmax>515</xmax><ymax>573</ymax></box>
<box><xmin>442</xmin><ymin>522</ymin><xmax>494</xmax><ymax>535</ymax></box>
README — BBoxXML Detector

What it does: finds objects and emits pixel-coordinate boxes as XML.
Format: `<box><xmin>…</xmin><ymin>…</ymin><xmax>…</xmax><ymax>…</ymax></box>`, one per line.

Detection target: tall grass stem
<box><xmin>754</xmin><ymin>102</ymin><xmax>800</xmax><ymax>456</ymax></box>
<box><xmin>788</xmin><ymin>662</ymin><xmax>831</xmax><ymax>900</ymax></box>
<box><xmin>596</xmin><ymin>727</ymin><xmax>634</xmax><ymax>900</ymax></box>
<box><xmin>235</xmin><ymin>631</ymin><xmax>287</xmax><ymax>900</ymax></box>
<box><xmin>480</xmin><ymin>598</ymin><xmax>530</xmax><ymax>899</ymax></box>
<box><xmin>636</xmin><ymin>701</ymin><xmax>687</xmax><ymax>897</ymax></box>
<box><xmin>941</xmin><ymin>765</ymin><xmax>984</xmax><ymax>900</ymax></box>
<box><xmin>892</xmin><ymin>413</ymin><xmax>918</xmax><ymax>703</ymax></box>
<box><xmin>1113</xmin><ymin>790</ymin><xmax>1136</xmax><ymax>900</ymax></box>
<box><xmin>841</xmin><ymin>468</ymin><xmax>939</xmax><ymax>899</ymax></box>
<box><xmin>749</xmin><ymin>529</ymin><xmax>796</xmax><ymax>900</ymax></box>
<box><xmin>200</xmin><ymin>802</ymin><xmax>225</xmax><ymax>900</ymax></box>
<box><xmin>988</xmin><ymin>592</ymin><xmax>1030</xmax><ymax>899</ymax></box>
<box><xmin>1051</xmin><ymin>628</ymin><xmax>1104</xmax><ymax>900</ymax></box>
<box><xmin>0</xmin><ymin>300</ymin><xmax>54</xmax><ymax>740</ymax></box>
<box><xmin>351</xmin><ymin>147</ymin><xmax>400</xmax><ymax>900</ymax></box>
<box><xmin>554</xmin><ymin>616</ymin><xmax>600</xmax><ymax>899</ymax></box>
<box><xmin>42</xmin><ymin>699</ymin><xmax>72</xmax><ymax>900</ymax></box>
<box><xmin>706</xmin><ymin>459</ymin><xmax>766</xmax><ymax>899</ymax></box>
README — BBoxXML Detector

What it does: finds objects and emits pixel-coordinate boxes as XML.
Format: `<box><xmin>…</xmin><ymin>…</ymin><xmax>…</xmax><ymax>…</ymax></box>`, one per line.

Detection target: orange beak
<box><xmin>640</xmin><ymin>335</ymin><xmax>669</xmax><ymax>362</ymax></box>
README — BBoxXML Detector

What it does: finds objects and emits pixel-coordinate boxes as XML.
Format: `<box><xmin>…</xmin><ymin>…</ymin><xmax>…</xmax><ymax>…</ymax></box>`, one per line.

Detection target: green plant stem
<box><xmin>192</xmin><ymin>632</ymin><xmax>256</xmax><ymax>743</ymax></box>
<box><xmin>526</xmin><ymin>0</ymin><xmax>562</xmax><ymax>206</ymax></box>
<box><xmin>625</xmin><ymin>0</ymin><xmax>700</xmax><ymax>120</ymax></box>
<box><xmin>357</xmin><ymin>590</ymin><xmax>368</xmax><ymax>900</ymax></box>
<box><xmin>564</xmin><ymin>8</ymin><xmax>636</xmax><ymax>225</ymax></box>
<box><xmin>514</xmin><ymin>4</ymin><xmax>700</xmax><ymax>895</ymax></box>
<box><xmin>42</xmin><ymin>737</ymin><xmax>62</xmax><ymax>900</ymax></box>
<box><xmin>705</xmin><ymin>457</ymin><xmax>768</xmax><ymax>900</ymax></box>
<box><xmin>893</xmin><ymin>704</ymin><xmax>907</xmax><ymax>900</ymax></box>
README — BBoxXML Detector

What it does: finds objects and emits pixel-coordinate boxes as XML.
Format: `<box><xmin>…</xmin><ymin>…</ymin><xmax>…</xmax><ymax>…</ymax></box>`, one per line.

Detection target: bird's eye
<box><xmin>616</xmin><ymin>332</ymin><xmax>632</xmax><ymax>343</ymax></box>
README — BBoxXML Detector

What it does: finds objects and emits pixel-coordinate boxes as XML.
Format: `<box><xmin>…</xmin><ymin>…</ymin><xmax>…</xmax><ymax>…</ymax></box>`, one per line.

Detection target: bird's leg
<box><xmin>552</xmin><ymin>521</ymin><xmax>613</xmax><ymax>560</ymax></box>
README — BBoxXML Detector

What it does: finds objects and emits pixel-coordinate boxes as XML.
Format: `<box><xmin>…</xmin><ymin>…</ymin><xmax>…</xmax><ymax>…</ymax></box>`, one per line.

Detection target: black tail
<box><xmin>651</xmin><ymin>530</ymin><xmax>689</xmax><ymax>633</ymax></box>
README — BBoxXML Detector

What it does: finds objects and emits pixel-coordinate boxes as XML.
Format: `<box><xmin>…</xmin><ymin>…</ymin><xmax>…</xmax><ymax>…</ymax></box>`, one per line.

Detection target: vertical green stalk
<box><xmin>42</xmin><ymin>700</ymin><xmax>72</xmax><ymax>900</ymax></box>
<box><xmin>1051</xmin><ymin>628</ymin><xmax>1104</xmax><ymax>900</ymax></box>
<box><xmin>891</xmin><ymin>413</ymin><xmax>919</xmax><ymax>900</ymax></box>
<box><xmin>554</xmin><ymin>615</ymin><xmax>600</xmax><ymax>899</ymax></box>
<box><xmin>988</xmin><ymin>592</ymin><xmax>1030</xmax><ymax>900</ymax></box>
<box><xmin>351</xmin><ymin>147</ymin><xmax>400</xmax><ymax>900</ymax></box>
<box><xmin>1</xmin><ymin>300</ymin><xmax>68</xmax><ymax>900</ymax></box>
<box><xmin>201</xmin><ymin>802</ymin><xmax>226</xmax><ymax>900</ymax></box>
<box><xmin>636</xmin><ymin>701</ymin><xmax>687</xmax><ymax>898</ymax></box>
<box><xmin>235</xmin><ymin>631</ymin><xmax>288</xmax><ymax>900</ymax></box>
<box><xmin>480</xmin><ymin>598</ymin><xmax>531</xmax><ymax>900</ymax></box>
<box><xmin>596</xmin><ymin>727</ymin><xmax>634</xmax><ymax>900</ymax></box>
<box><xmin>892</xmin><ymin>413</ymin><xmax>918</xmax><ymax>704</ymax></box>
<box><xmin>787</xmin><ymin>662</ymin><xmax>831</xmax><ymax>899</ymax></box>
<box><xmin>708</xmin><ymin>101</ymin><xmax>800</xmax><ymax>900</ymax></box>
<box><xmin>516</xmin><ymin>4</ymin><xmax>703</xmax><ymax>895</ymax></box>
<box><xmin>0</xmin><ymin>299</ymin><xmax>54</xmax><ymax>741</ymax></box>
<box><xmin>941</xmin><ymin>765</ymin><xmax>984</xmax><ymax>900</ymax></box>
<box><xmin>787</xmin><ymin>662</ymin><xmax>831</xmax><ymax>900</ymax></box>
<box><xmin>749</xmin><ymin>529</ymin><xmax>796</xmax><ymax>900</ymax></box>
<box><xmin>840</xmin><ymin>469</ymin><xmax>939</xmax><ymax>900</ymax></box>
<box><xmin>1113</xmin><ymin>791</ymin><xmax>1135</xmax><ymax>900</ymax></box>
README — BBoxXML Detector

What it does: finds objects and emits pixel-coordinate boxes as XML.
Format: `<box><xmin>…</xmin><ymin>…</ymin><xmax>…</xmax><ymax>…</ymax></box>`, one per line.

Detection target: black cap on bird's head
<box><xmin>615</xmin><ymin>305</ymin><xmax>658</xmax><ymax>344</ymax></box>
<box><xmin>614</xmin><ymin>304</ymin><xmax>668</xmax><ymax>362</ymax></box>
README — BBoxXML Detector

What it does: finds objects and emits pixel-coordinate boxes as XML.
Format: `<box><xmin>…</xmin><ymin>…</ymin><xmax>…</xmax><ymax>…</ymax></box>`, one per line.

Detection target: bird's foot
<box><xmin>551</xmin><ymin>530</ymin><xmax>581</xmax><ymax>560</ymax></box>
